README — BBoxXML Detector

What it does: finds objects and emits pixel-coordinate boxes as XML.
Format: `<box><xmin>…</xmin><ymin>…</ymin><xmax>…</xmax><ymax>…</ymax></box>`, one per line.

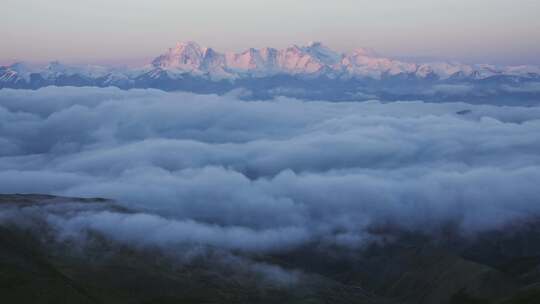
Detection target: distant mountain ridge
<box><xmin>148</xmin><ymin>41</ymin><xmax>540</xmax><ymax>80</ymax></box>
<box><xmin>2</xmin><ymin>41</ymin><xmax>540</xmax><ymax>104</ymax></box>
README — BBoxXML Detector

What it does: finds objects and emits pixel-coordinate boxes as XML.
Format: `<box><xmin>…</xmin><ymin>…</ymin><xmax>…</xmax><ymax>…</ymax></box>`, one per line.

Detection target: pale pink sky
<box><xmin>2</xmin><ymin>0</ymin><xmax>540</xmax><ymax>65</ymax></box>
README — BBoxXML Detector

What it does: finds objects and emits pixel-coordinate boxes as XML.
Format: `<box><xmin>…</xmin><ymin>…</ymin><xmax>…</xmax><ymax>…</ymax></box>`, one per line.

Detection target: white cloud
<box><xmin>1</xmin><ymin>86</ymin><xmax>540</xmax><ymax>252</ymax></box>
<box><xmin>502</xmin><ymin>82</ymin><xmax>540</xmax><ymax>93</ymax></box>
<box><xmin>424</xmin><ymin>84</ymin><xmax>475</xmax><ymax>95</ymax></box>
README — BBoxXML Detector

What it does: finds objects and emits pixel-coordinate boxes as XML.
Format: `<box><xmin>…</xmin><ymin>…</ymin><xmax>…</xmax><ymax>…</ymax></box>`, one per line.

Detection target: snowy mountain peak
<box><xmin>302</xmin><ymin>42</ymin><xmax>342</xmax><ymax>65</ymax></box>
<box><xmin>5</xmin><ymin>41</ymin><xmax>537</xmax><ymax>87</ymax></box>
<box><xmin>152</xmin><ymin>41</ymin><xmax>205</xmax><ymax>70</ymax></box>
<box><xmin>173</xmin><ymin>41</ymin><xmax>202</xmax><ymax>51</ymax></box>
<box><xmin>306</xmin><ymin>41</ymin><xmax>324</xmax><ymax>48</ymax></box>
<box><xmin>10</xmin><ymin>62</ymin><xmax>32</xmax><ymax>72</ymax></box>
<box><xmin>46</xmin><ymin>60</ymin><xmax>63</xmax><ymax>69</ymax></box>
<box><xmin>350</xmin><ymin>48</ymin><xmax>378</xmax><ymax>57</ymax></box>
<box><xmin>147</xmin><ymin>41</ymin><xmax>540</xmax><ymax>80</ymax></box>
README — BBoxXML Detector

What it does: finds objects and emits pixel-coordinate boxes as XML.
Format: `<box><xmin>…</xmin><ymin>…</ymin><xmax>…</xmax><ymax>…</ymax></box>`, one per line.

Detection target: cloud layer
<box><xmin>1</xmin><ymin>86</ymin><xmax>540</xmax><ymax>252</ymax></box>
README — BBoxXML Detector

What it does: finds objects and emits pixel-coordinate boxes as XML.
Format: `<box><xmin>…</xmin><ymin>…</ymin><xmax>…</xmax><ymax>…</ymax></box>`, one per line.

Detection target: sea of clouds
<box><xmin>1</xmin><ymin>86</ymin><xmax>540</xmax><ymax>254</ymax></box>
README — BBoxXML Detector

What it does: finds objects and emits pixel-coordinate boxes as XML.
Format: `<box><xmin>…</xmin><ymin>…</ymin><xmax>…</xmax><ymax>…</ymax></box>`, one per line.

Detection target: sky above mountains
<box><xmin>1</xmin><ymin>0</ymin><xmax>540</xmax><ymax>65</ymax></box>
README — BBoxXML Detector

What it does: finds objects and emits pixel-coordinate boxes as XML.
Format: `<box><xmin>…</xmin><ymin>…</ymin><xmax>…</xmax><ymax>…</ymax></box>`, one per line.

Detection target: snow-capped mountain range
<box><xmin>3</xmin><ymin>41</ymin><xmax>540</xmax><ymax>82</ymax></box>
<box><xmin>2</xmin><ymin>41</ymin><xmax>540</xmax><ymax>104</ymax></box>
<box><xmin>149</xmin><ymin>41</ymin><xmax>540</xmax><ymax>80</ymax></box>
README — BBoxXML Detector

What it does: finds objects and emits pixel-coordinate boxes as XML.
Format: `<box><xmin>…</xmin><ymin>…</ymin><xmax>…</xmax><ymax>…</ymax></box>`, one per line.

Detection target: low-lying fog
<box><xmin>1</xmin><ymin>86</ymin><xmax>540</xmax><ymax>254</ymax></box>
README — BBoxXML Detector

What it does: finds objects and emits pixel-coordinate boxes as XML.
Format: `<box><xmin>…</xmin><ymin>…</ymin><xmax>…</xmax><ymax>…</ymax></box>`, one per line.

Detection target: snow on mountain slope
<box><xmin>151</xmin><ymin>41</ymin><xmax>204</xmax><ymax>71</ymax></box>
<box><xmin>149</xmin><ymin>41</ymin><xmax>539</xmax><ymax>80</ymax></box>
<box><xmin>303</xmin><ymin>42</ymin><xmax>343</xmax><ymax>66</ymax></box>
<box><xmin>1</xmin><ymin>41</ymin><xmax>539</xmax><ymax>88</ymax></box>
<box><xmin>342</xmin><ymin>49</ymin><xmax>417</xmax><ymax>79</ymax></box>
<box><xmin>0</xmin><ymin>66</ymin><xmax>20</xmax><ymax>83</ymax></box>
<box><xmin>40</xmin><ymin>61</ymin><xmax>114</xmax><ymax>80</ymax></box>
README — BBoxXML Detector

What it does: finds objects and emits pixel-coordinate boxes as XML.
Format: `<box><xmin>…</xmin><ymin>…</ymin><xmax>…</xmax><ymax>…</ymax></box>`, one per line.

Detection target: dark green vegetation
<box><xmin>1</xmin><ymin>194</ymin><xmax>539</xmax><ymax>304</ymax></box>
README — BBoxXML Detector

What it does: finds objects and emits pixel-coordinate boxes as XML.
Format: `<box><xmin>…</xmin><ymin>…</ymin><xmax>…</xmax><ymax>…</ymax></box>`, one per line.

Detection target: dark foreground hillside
<box><xmin>1</xmin><ymin>194</ymin><xmax>540</xmax><ymax>304</ymax></box>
